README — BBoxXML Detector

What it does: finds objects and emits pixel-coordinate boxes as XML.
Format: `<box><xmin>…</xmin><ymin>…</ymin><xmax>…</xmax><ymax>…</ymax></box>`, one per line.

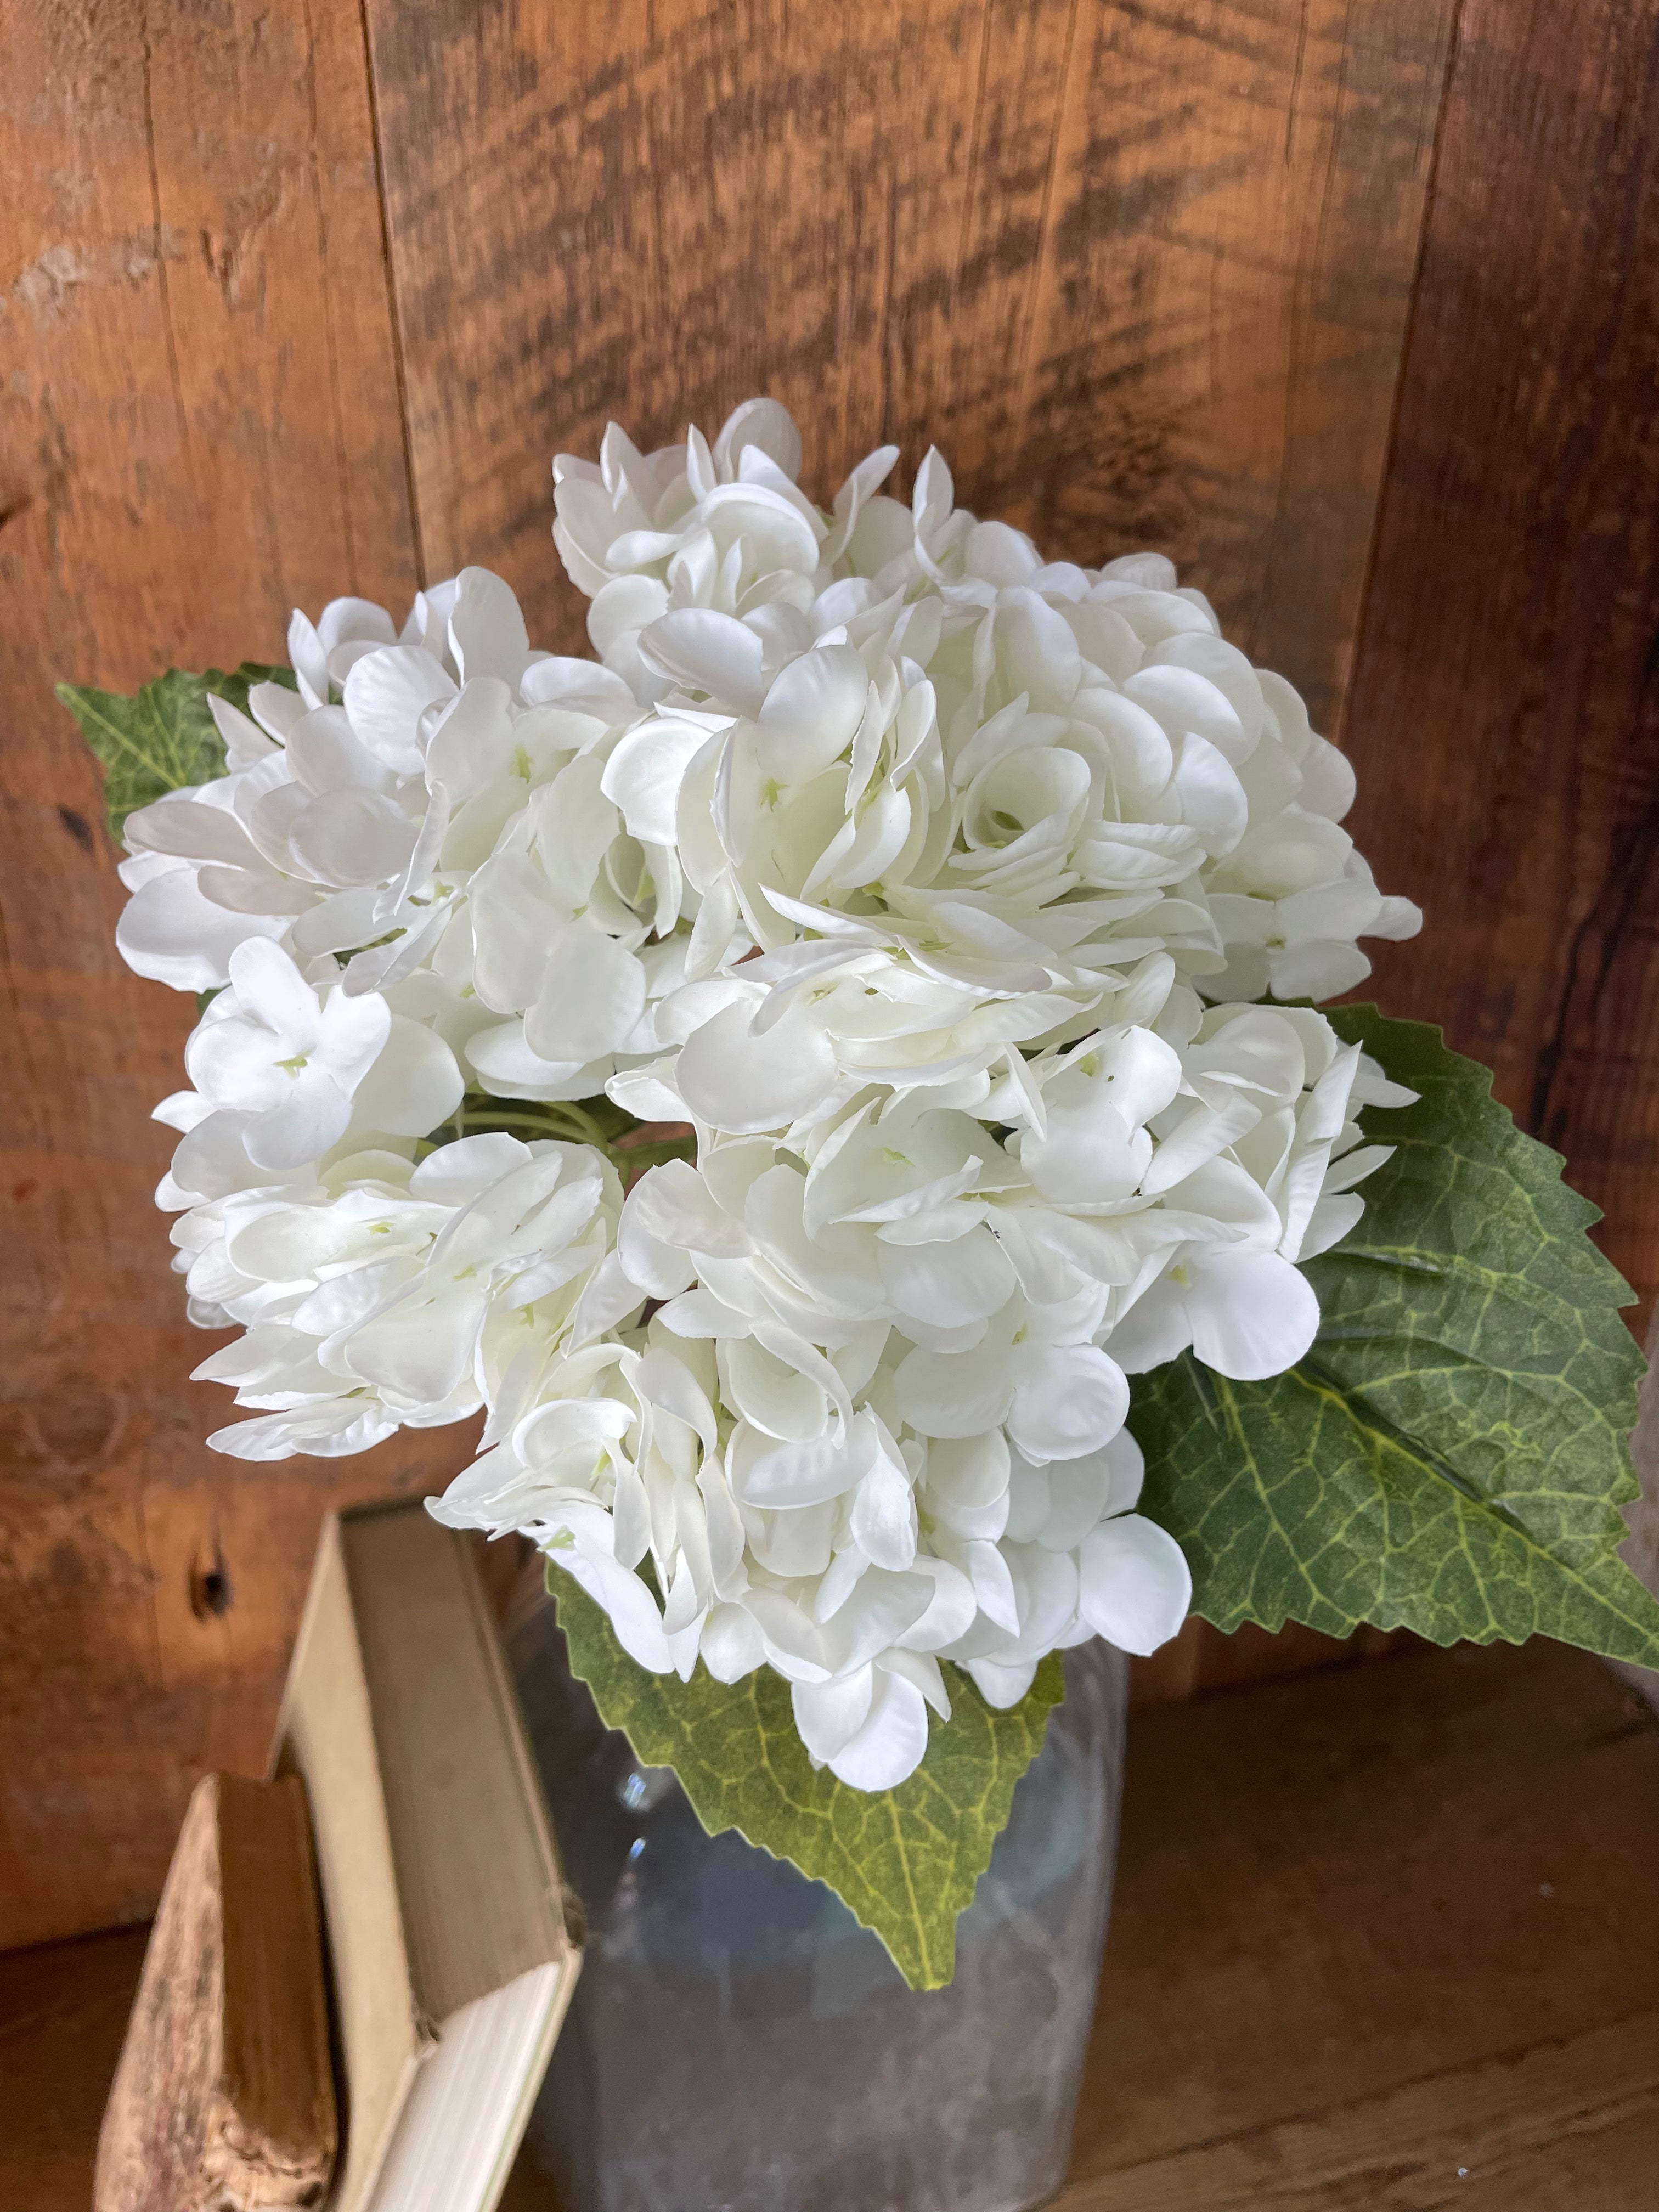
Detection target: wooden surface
<box><xmin>5</xmin><ymin>1641</ymin><xmax>1656</xmax><ymax>2211</ymax></box>
<box><xmin>1071</xmin><ymin>1639</ymin><xmax>1659</xmax><ymax>2208</ymax></box>
<box><xmin>0</xmin><ymin>0</ymin><xmax>1464</xmax><ymax>1948</ymax></box>
<box><xmin>0</xmin><ymin>0</ymin><xmax>458</xmax><ymax>1954</ymax></box>
<box><xmin>366</xmin><ymin>0</ymin><xmax>1455</xmax><ymax>730</ymax></box>
<box><xmin>93</xmin><ymin>1775</ymin><xmax>335</xmax><ymax>2212</ymax></box>
<box><xmin>1344</xmin><ymin>0</ymin><xmax>1659</xmax><ymax>1334</ymax></box>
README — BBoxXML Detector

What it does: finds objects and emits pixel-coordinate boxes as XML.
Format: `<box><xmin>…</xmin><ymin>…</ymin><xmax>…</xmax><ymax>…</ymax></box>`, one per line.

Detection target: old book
<box><xmin>94</xmin><ymin>1771</ymin><xmax>336</xmax><ymax>2211</ymax></box>
<box><xmin>273</xmin><ymin>1502</ymin><xmax>579</xmax><ymax>2212</ymax></box>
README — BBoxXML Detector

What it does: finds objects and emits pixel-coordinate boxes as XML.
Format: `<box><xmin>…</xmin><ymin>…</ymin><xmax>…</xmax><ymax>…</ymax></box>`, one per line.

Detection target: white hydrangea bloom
<box><xmin>574</xmin><ymin>527</ymin><xmax>1414</xmax><ymax>1167</ymax></box>
<box><xmin>553</xmin><ymin>397</ymin><xmax>900</xmax><ymax>703</ymax></box>
<box><xmin>105</xmin><ymin>396</ymin><xmax>1426</xmax><ymax>1793</ymax></box>
<box><xmin>429</xmin><ymin>990</ymin><xmax>1402</xmax><ymax>1789</ymax></box>
<box><xmin>428</xmin><ymin>1317</ymin><xmax>1190</xmax><ymax>1789</ymax></box>
<box><xmin>167</xmin><ymin>1126</ymin><xmax>633</xmax><ymax>1461</ymax></box>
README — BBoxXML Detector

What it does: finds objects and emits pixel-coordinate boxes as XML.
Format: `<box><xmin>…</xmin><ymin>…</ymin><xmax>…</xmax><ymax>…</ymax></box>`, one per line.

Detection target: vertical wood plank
<box><xmin>363</xmin><ymin>0</ymin><xmax>1456</xmax><ymax>732</ymax></box>
<box><xmin>1343</xmin><ymin>0</ymin><xmax>1659</xmax><ymax>1334</ymax></box>
<box><xmin>0</xmin><ymin>0</ymin><xmax>425</xmax><ymax>1948</ymax></box>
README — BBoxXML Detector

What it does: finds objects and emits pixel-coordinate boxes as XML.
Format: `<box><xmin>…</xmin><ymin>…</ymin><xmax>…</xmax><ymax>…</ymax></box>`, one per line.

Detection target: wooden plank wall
<box><xmin>366</xmin><ymin>0</ymin><xmax>1455</xmax><ymax>731</ymax></box>
<box><xmin>9</xmin><ymin>0</ymin><xmax>1648</xmax><ymax>1948</ymax></box>
<box><xmin>1344</xmin><ymin>0</ymin><xmax>1659</xmax><ymax>1341</ymax></box>
<box><xmin>0</xmin><ymin>0</ymin><xmax>434</xmax><ymax>1953</ymax></box>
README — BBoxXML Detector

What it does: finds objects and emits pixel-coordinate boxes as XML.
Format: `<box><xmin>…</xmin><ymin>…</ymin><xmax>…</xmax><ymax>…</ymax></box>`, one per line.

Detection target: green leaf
<box><xmin>549</xmin><ymin>1566</ymin><xmax>1063</xmax><ymax>1990</ymax></box>
<box><xmin>57</xmin><ymin>664</ymin><xmax>294</xmax><ymax>847</ymax></box>
<box><xmin>1131</xmin><ymin>1005</ymin><xmax>1659</xmax><ymax>1667</ymax></box>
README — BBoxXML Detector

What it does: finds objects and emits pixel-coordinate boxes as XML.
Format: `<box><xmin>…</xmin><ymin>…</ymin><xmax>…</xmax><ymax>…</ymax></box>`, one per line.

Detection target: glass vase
<box><xmin>504</xmin><ymin>1583</ymin><xmax>1127</xmax><ymax>2212</ymax></box>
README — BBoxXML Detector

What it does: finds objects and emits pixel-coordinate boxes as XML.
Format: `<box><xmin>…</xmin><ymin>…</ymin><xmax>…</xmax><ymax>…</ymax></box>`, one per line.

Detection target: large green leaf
<box><xmin>1131</xmin><ymin>1005</ymin><xmax>1659</xmax><ymax>1666</ymax></box>
<box><xmin>549</xmin><ymin>1566</ymin><xmax>1063</xmax><ymax>1990</ymax></box>
<box><xmin>57</xmin><ymin>664</ymin><xmax>292</xmax><ymax>846</ymax></box>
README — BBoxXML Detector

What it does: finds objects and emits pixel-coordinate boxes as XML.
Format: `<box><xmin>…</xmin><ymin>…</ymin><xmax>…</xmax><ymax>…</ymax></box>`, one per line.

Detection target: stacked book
<box><xmin>95</xmin><ymin>1504</ymin><xmax>579</xmax><ymax>2212</ymax></box>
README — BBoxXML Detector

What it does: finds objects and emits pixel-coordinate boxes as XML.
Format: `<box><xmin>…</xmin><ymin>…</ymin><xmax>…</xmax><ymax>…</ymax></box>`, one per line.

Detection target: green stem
<box><xmin>421</xmin><ymin>1091</ymin><xmax>691</xmax><ymax>1185</ymax></box>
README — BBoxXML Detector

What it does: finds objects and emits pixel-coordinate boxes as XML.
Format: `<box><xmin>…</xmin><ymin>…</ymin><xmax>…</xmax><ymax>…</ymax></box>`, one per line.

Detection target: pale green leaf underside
<box><xmin>58</xmin><ymin>664</ymin><xmax>292</xmax><ymax>846</ymax></box>
<box><xmin>1132</xmin><ymin>1005</ymin><xmax>1659</xmax><ymax>1667</ymax></box>
<box><xmin>550</xmin><ymin>1567</ymin><xmax>1063</xmax><ymax>1990</ymax></box>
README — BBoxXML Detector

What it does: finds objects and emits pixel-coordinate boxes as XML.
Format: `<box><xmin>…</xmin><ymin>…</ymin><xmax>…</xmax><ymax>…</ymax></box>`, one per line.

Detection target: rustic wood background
<box><xmin>2</xmin><ymin>0</ymin><xmax>1654</xmax><ymax>1950</ymax></box>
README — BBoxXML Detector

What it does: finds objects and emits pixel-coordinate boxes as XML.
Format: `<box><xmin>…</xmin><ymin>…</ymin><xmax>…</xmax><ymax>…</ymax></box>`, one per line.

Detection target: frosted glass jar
<box><xmin>507</xmin><ymin>1591</ymin><xmax>1127</xmax><ymax>2212</ymax></box>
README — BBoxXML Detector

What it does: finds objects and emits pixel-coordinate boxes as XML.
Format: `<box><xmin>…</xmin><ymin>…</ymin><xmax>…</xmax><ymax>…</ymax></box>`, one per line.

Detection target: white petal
<box><xmin>346</xmin><ymin>1284</ymin><xmax>486</xmax><ymax>1404</ymax></box>
<box><xmin>1008</xmin><ymin>1342</ymin><xmax>1129</xmax><ymax>1463</ymax></box>
<box><xmin>553</xmin><ymin>1549</ymin><xmax>674</xmax><ymax>1674</ymax></box>
<box><xmin>715</xmin><ymin>397</ymin><xmax>803</xmax><ymax>482</ymax></box>
<box><xmin>877</xmin><ymin>1647</ymin><xmax>951</xmax><ymax>1721</ymax></box>
<box><xmin>124</xmin><ymin>794</ymin><xmax>258</xmax><ymax>865</ymax></box>
<box><xmin>674</xmin><ymin>997</ymin><xmax>839</xmax><ymax>1133</ymax></box>
<box><xmin>449</xmin><ymin>567</ymin><xmax>531</xmax><ymax>686</ymax></box>
<box><xmin>894</xmin><ymin>1345</ymin><xmax>1014</xmax><ymax>1439</ymax></box>
<box><xmin>250</xmin><ymin>680</ymin><xmax>308</xmax><ymax>741</ymax></box>
<box><xmin>964</xmin><ymin>1656</ymin><xmax>1037</xmax><ymax>1709</ymax></box>
<box><xmin>601</xmin><ymin>718</ymin><xmax>713</xmax><ymax>845</ymax></box>
<box><xmin>815</xmin><ymin>1568</ymin><xmax>930</xmax><ymax>1675</ymax></box>
<box><xmin>1101</xmin><ymin>1429</ymin><xmax>1146</xmax><ymax>1517</ymax></box>
<box><xmin>640</xmin><ymin>608</ymin><xmax>766</xmax><ymax>715</ymax></box>
<box><xmin>878</xmin><ymin>1223</ymin><xmax>1015</xmax><ymax>1329</ymax></box>
<box><xmin>1102</xmin><ymin>1277</ymin><xmax>1194</xmax><ymax>1374</ymax></box>
<box><xmin>729</xmin><ymin>1423</ymin><xmax>864</xmax><ymax>1510</ymax></box>
<box><xmin>343</xmin><ymin>646</ymin><xmax>455</xmax><ymax>775</ymax></box>
<box><xmin>1268</xmin><ymin>939</ymin><xmax>1372</xmax><ymax>1002</ymax></box>
<box><xmin>349</xmin><ymin>1018</ymin><xmax>463</xmax><ymax>1139</ymax></box>
<box><xmin>1184</xmin><ymin>1246</ymin><xmax>1321</xmax><ymax>1380</ymax></box>
<box><xmin>1123</xmin><ymin>664</ymin><xmax>1250</xmax><ymax>764</ymax></box>
<box><xmin>722</xmin><ymin>1336</ymin><xmax>830</xmax><ymax>1442</ymax></box>
<box><xmin>924</xmin><ymin>1429</ymin><xmax>1011</xmax><ymax>1511</ymax></box>
<box><xmin>825</xmin><ymin>1666</ymin><xmax>930</xmax><ymax>1790</ymax></box>
<box><xmin>1035</xmin><ymin>1451</ymin><xmax>1115</xmax><ymax>1551</ymax></box>
<box><xmin>1077</xmin><ymin>1515</ymin><xmax>1191</xmax><ymax>1655</ymax></box>
<box><xmin>1146</xmin><ymin>633</ymin><xmax>1265</xmax><ymax>748</ymax></box>
<box><xmin>286</xmin><ymin>788</ymin><xmax>416</xmax><ymax>889</ymax></box>
<box><xmin>526</xmin><ymin>923</ymin><xmax>647</xmax><ymax>1064</ymax></box>
<box><xmin>850</xmin><ymin>1448</ymin><xmax>919</xmax><ymax>1571</ymax></box>
<box><xmin>245</xmin><ymin>1070</ymin><xmax>354</xmax><ymax>1170</ymax></box>
<box><xmin>226</xmin><ymin>937</ymin><xmax>328</xmax><ymax>1042</ymax></box>
<box><xmin>792</xmin><ymin>1668</ymin><xmax>875</xmax><ymax>1763</ymax></box>
<box><xmin>953</xmin><ymin>1536</ymin><xmax>1021</xmax><ymax>1635</ymax></box>
<box><xmin>208</xmin><ymin>1400</ymin><xmax>400</xmax><ymax>1460</ymax></box>
<box><xmin>589</xmin><ymin>572</ymin><xmax>670</xmax><ymax>657</ymax></box>
<box><xmin>116</xmin><ymin>870</ymin><xmax>286</xmax><ymax>991</ymax></box>
<box><xmin>756</xmin><ymin>645</ymin><xmax>868</xmax><ymax>775</ymax></box>
<box><xmin>701</xmin><ymin>1602</ymin><xmax>766</xmax><ymax>1682</ymax></box>
<box><xmin>465</xmin><ymin>1023</ymin><xmax>606</xmax><ymax>1107</ymax></box>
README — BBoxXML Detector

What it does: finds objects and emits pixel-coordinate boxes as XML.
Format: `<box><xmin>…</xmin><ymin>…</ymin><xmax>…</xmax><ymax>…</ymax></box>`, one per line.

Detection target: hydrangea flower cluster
<box><xmin>121</xmin><ymin>399</ymin><xmax>1419</xmax><ymax>1791</ymax></box>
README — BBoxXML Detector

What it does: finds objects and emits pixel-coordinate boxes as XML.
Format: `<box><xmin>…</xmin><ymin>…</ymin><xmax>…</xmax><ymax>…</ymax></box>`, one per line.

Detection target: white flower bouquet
<box><xmin>65</xmin><ymin>399</ymin><xmax>1659</xmax><ymax>1988</ymax></box>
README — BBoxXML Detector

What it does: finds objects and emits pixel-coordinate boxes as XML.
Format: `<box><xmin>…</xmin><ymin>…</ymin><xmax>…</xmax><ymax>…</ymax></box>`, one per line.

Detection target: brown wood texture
<box><xmin>0</xmin><ymin>0</ymin><xmax>1461</xmax><ymax>1948</ymax></box>
<box><xmin>1344</xmin><ymin>0</ymin><xmax>1659</xmax><ymax>1335</ymax></box>
<box><xmin>0</xmin><ymin>1924</ymin><xmax>151</xmax><ymax>2209</ymax></box>
<box><xmin>364</xmin><ymin>0</ymin><xmax>1455</xmax><ymax>732</ymax></box>
<box><xmin>0</xmin><ymin>0</ymin><xmax>447</xmax><ymax>1953</ymax></box>
<box><xmin>8</xmin><ymin>1643</ymin><xmax>1658</xmax><ymax>2210</ymax></box>
<box><xmin>93</xmin><ymin>1774</ymin><xmax>335</xmax><ymax>2212</ymax></box>
<box><xmin>1072</xmin><ymin>1639</ymin><xmax>1659</xmax><ymax>2204</ymax></box>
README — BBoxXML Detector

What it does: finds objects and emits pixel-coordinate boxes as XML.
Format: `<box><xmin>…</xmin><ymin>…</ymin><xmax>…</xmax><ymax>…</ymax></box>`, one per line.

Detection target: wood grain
<box><xmin>363</xmin><ymin>0</ymin><xmax>1457</xmax><ymax>732</ymax></box>
<box><xmin>1342</xmin><ymin>0</ymin><xmax>1659</xmax><ymax>1331</ymax></box>
<box><xmin>7</xmin><ymin>1643</ymin><xmax>1658</xmax><ymax>2209</ymax></box>
<box><xmin>1130</xmin><ymin>1615</ymin><xmax>1412</xmax><ymax>1706</ymax></box>
<box><xmin>1070</xmin><ymin>1639</ymin><xmax>1659</xmax><ymax>2205</ymax></box>
<box><xmin>1069</xmin><ymin>2011</ymin><xmax>1659</xmax><ymax>2210</ymax></box>
<box><xmin>93</xmin><ymin>1774</ymin><xmax>335</xmax><ymax>2212</ymax></box>
<box><xmin>0</xmin><ymin>0</ymin><xmax>433</xmax><ymax>1950</ymax></box>
<box><xmin>0</xmin><ymin>1924</ymin><xmax>151</xmax><ymax>2209</ymax></box>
